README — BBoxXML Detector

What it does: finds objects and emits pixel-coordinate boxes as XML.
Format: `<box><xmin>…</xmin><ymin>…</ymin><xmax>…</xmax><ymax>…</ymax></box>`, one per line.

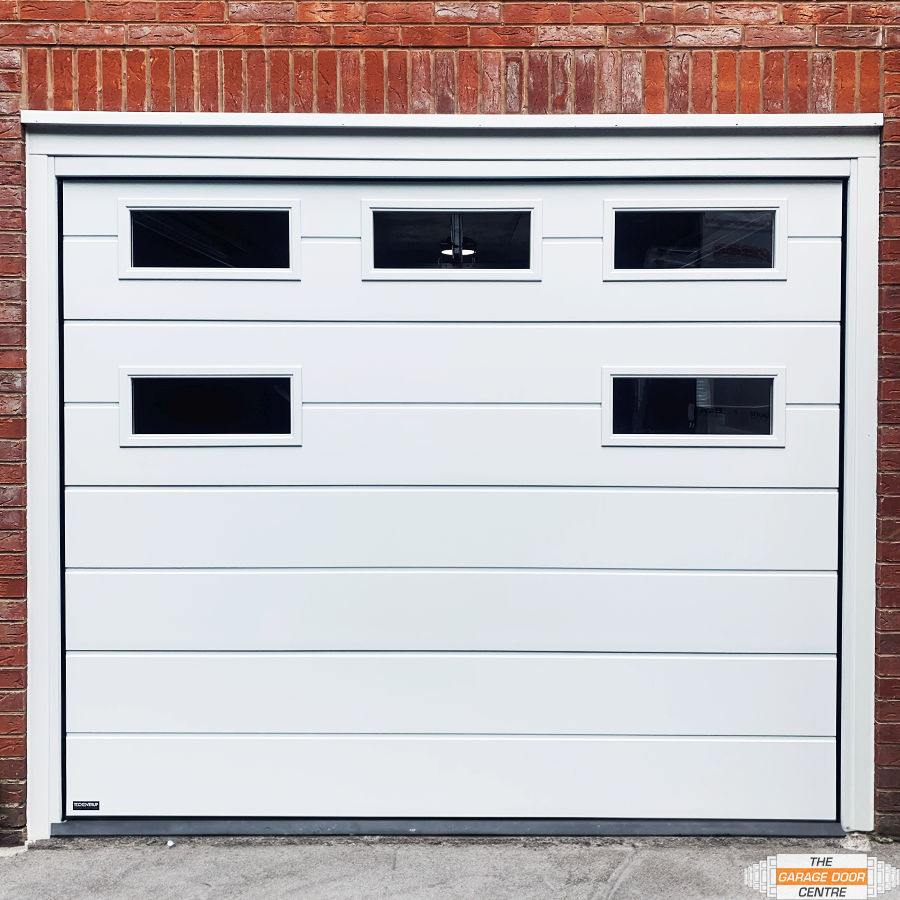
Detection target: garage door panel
<box><xmin>61</xmin><ymin>174</ymin><xmax>843</xmax><ymax>824</ymax></box>
<box><xmin>66</xmin><ymin>652</ymin><xmax>836</xmax><ymax>737</ymax></box>
<box><xmin>65</xmin><ymin>735</ymin><xmax>837</xmax><ymax>820</ymax></box>
<box><xmin>65</xmin><ymin>570</ymin><xmax>838</xmax><ymax>653</ymax></box>
<box><xmin>63</xmin><ymin>323</ymin><xmax>841</xmax><ymax>405</ymax></box>
<box><xmin>65</xmin><ymin>404</ymin><xmax>840</xmax><ymax>488</ymax></box>
<box><xmin>62</xmin><ymin>179</ymin><xmax>842</xmax><ymax>239</ymax></box>
<box><xmin>65</xmin><ymin>488</ymin><xmax>838</xmax><ymax>570</ymax></box>
<box><xmin>62</xmin><ymin>236</ymin><xmax>840</xmax><ymax>322</ymax></box>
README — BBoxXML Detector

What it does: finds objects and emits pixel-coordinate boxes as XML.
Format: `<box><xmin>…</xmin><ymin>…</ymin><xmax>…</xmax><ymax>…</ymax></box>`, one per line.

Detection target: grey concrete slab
<box><xmin>0</xmin><ymin>834</ymin><xmax>897</xmax><ymax>900</ymax></box>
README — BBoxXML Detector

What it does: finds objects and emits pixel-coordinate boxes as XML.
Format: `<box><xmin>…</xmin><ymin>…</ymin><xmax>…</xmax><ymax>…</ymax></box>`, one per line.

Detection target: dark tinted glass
<box><xmin>373</xmin><ymin>211</ymin><xmax>530</xmax><ymax>269</ymax></box>
<box><xmin>614</xmin><ymin>210</ymin><xmax>775</xmax><ymax>269</ymax></box>
<box><xmin>132</xmin><ymin>377</ymin><xmax>291</xmax><ymax>434</ymax></box>
<box><xmin>131</xmin><ymin>209</ymin><xmax>290</xmax><ymax>269</ymax></box>
<box><xmin>612</xmin><ymin>377</ymin><xmax>772</xmax><ymax>436</ymax></box>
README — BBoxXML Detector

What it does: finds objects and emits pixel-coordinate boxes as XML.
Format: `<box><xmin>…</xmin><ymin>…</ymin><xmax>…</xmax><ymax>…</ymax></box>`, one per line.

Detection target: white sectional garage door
<box><xmin>61</xmin><ymin>177</ymin><xmax>842</xmax><ymax>821</ymax></box>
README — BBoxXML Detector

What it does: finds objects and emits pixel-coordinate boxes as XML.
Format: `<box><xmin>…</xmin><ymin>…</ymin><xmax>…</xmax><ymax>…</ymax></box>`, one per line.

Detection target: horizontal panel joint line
<box><xmin>65</xmin><ymin>733</ymin><xmax>839</xmax><ymax>741</ymax></box>
<box><xmin>64</xmin><ymin>567</ymin><xmax>840</xmax><ymax>574</ymax></box>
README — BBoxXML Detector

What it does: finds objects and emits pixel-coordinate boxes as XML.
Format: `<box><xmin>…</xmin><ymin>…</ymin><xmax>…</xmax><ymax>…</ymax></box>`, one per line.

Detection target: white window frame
<box><xmin>360</xmin><ymin>198</ymin><xmax>543</xmax><ymax>281</ymax></box>
<box><xmin>117</xmin><ymin>197</ymin><xmax>302</xmax><ymax>281</ymax></box>
<box><xmin>23</xmin><ymin>112</ymin><xmax>882</xmax><ymax>840</ymax></box>
<box><xmin>602</xmin><ymin>198</ymin><xmax>788</xmax><ymax>281</ymax></box>
<box><xmin>601</xmin><ymin>366</ymin><xmax>786</xmax><ymax>447</ymax></box>
<box><xmin>118</xmin><ymin>366</ymin><xmax>302</xmax><ymax>447</ymax></box>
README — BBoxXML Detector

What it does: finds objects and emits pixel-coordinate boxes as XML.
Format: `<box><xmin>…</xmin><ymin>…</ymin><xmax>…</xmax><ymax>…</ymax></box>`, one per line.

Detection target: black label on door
<box><xmin>72</xmin><ymin>801</ymin><xmax>99</xmax><ymax>811</ymax></box>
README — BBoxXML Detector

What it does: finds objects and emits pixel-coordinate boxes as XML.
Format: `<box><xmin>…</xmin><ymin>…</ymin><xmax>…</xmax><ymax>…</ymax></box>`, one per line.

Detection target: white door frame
<box><xmin>23</xmin><ymin>112</ymin><xmax>882</xmax><ymax>839</ymax></box>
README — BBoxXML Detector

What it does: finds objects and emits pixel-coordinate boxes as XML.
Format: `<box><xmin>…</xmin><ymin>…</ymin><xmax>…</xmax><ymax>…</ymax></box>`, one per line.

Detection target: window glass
<box><xmin>131</xmin><ymin>209</ymin><xmax>290</xmax><ymax>269</ymax></box>
<box><xmin>373</xmin><ymin>211</ymin><xmax>531</xmax><ymax>269</ymax></box>
<box><xmin>612</xmin><ymin>377</ymin><xmax>773</xmax><ymax>436</ymax></box>
<box><xmin>614</xmin><ymin>210</ymin><xmax>775</xmax><ymax>269</ymax></box>
<box><xmin>132</xmin><ymin>377</ymin><xmax>291</xmax><ymax>435</ymax></box>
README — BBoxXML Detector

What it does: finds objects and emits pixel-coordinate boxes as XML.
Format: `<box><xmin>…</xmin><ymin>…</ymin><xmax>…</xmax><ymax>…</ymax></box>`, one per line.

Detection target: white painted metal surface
<box><xmin>65</xmin><ymin>734</ymin><xmax>837</xmax><ymax>819</ymax></box>
<box><xmin>61</xmin><ymin>171</ymin><xmax>842</xmax><ymax>821</ymax></box>
<box><xmin>66</xmin><ymin>653</ymin><xmax>836</xmax><ymax>736</ymax></box>
<box><xmin>64</xmin><ymin>569</ymin><xmax>838</xmax><ymax>653</ymax></box>
<box><xmin>63</xmin><ymin>323</ymin><xmax>840</xmax><ymax>403</ymax></box>
<box><xmin>62</xmin><ymin>177</ymin><xmax>842</xmax><ymax>238</ymax></box>
<box><xmin>840</xmin><ymin>153</ymin><xmax>880</xmax><ymax>832</ymax></box>
<box><xmin>22</xmin><ymin>114</ymin><xmax>879</xmax><ymax>838</ymax></box>
<box><xmin>64</xmin><ymin>404</ymin><xmax>840</xmax><ymax>487</ymax></box>
<box><xmin>63</xmin><ymin>236</ymin><xmax>841</xmax><ymax>322</ymax></box>
<box><xmin>64</xmin><ymin>487</ymin><xmax>839</xmax><ymax>571</ymax></box>
<box><xmin>61</xmin><ymin>178</ymin><xmax>841</xmax><ymax>322</ymax></box>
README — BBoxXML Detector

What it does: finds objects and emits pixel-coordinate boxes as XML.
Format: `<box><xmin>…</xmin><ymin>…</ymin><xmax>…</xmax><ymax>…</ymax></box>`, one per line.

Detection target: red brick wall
<box><xmin>0</xmin><ymin>1</ymin><xmax>896</xmax><ymax>843</ymax></box>
<box><xmin>0</xmin><ymin>40</ymin><xmax>23</xmax><ymax>848</ymax></box>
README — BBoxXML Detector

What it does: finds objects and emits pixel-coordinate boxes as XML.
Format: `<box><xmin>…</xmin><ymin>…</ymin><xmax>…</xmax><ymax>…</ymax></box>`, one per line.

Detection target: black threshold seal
<box><xmin>51</xmin><ymin>818</ymin><xmax>847</xmax><ymax>838</ymax></box>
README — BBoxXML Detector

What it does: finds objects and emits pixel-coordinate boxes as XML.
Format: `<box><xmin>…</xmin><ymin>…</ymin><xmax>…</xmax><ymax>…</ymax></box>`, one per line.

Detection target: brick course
<box><xmin>13</xmin><ymin>44</ymin><xmax>887</xmax><ymax>112</ymax></box>
<box><xmin>0</xmin><ymin>0</ymin><xmax>897</xmax><ymax>843</ymax></box>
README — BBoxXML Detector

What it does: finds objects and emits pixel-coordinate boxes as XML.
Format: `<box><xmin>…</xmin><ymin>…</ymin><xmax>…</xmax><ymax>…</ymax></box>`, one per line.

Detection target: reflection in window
<box><xmin>373</xmin><ymin>211</ymin><xmax>531</xmax><ymax>269</ymax></box>
<box><xmin>612</xmin><ymin>377</ymin><xmax>773</xmax><ymax>436</ymax></box>
<box><xmin>131</xmin><ymin>209</ymin><xmax>291</xmax><ymax>269</ymax></box>
<box><xmin>614</xmin><ymin>210</ymin><xmax>775</xmax><ymax>269</ymax></box>
<box><xmin>132</xmin><ymin>377</ymin><xmax>291</xmax><ymax>434</ymax></box>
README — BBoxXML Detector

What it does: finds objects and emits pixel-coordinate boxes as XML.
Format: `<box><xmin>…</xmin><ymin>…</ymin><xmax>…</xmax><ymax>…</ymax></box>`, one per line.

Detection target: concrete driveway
<box><xmin>0</xmin><ymin>833</ymin><xmax>895</xmax><ymax>900</ymax></box>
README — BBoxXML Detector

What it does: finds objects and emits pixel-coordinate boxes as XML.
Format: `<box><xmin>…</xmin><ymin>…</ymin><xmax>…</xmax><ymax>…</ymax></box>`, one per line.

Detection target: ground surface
<box><xmin>0</xmin><ymin>833</ymin><xmax>896</xmax><ymax>899</ymax></box>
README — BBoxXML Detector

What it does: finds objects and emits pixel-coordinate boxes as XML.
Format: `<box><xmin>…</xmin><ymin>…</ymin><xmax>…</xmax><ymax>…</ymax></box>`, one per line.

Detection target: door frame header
<box><xmin>20</xmin><ymin>110</ymin><xmax>884</xmax><ymax>131</ymax></box>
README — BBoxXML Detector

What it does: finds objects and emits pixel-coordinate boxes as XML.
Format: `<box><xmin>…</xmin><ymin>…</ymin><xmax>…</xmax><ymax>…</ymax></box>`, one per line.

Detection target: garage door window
<box><xmin>362</xmin><ymin>200</ymin><xmax>542</xmax><ymax>281</ymax></box>
<box><xmin>117</xmin><ymin>198</ymin><xmax>302</xmax><ymax>281</ymax></box>
<box><xmin>119</xmin><ymin>368</ymin><xmax>303</xmax><ymax>447</ymax></box>
<box><xmin>131</xmin><ymin>210</ymin><xmax>291</xmax><ymax>270</ymax></box>
<box><xmin>373</xmin><ymin>211</ymin><xmax>531</xmax><ymax>270</ymax></box>
<box><xmin>603</xmin><ymin>199</ymin><xmax>787</xmax><ymax>281</ymax></box>
<box><xmin>601</xmin><ymin>367</ymin><xmax>786</xmax><ymax>447</ymax></box>
<box><xmin>612</xmin><ymin>376</ymin><xmax>773</xmax><ymax>436</ymax></box>
<box><xmin>132</xmin><ymin>377</ymin><xmax>292</xmax><ymax>435</ymax></box>
<box><xmin>613</xmin><ymin>210</ymin><xmax>775</xmax><ymax>270</ymax></box>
